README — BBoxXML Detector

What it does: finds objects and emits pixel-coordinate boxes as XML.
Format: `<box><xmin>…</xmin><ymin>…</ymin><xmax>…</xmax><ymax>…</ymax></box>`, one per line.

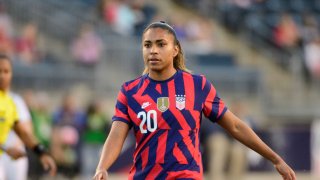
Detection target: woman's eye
<box><xmin>144</xmin><ymin>44</ymin><xmax>151</xmax><ymax>48</ymax></box>
<box><xmin>159</xmin><ymin>43</ymin><xmax>166</xmax><ymax>47</ymax></box>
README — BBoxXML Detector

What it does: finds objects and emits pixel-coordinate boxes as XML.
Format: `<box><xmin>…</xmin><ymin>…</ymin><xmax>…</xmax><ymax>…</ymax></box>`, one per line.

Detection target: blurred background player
<box><xmin>0</xmin><ymin>91</ymin><xmax>31</xmax><ymax>180</ymax></box>
<box><xmin>50</xmin><ymin>92</ymin><xmax>85</xmax><ymax>178</ymax></box>
<box><xmin>0</xmin><ymin>54</ymin><xmax>56</xmax><ymax>178</ymax></box>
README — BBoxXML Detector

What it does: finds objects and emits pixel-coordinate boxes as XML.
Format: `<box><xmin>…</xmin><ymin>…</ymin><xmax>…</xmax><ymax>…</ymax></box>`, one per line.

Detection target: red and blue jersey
<box><xmin>112</xmin><ymin>70</ymin><xmax>227</xmax><ymax>180</ymax></box>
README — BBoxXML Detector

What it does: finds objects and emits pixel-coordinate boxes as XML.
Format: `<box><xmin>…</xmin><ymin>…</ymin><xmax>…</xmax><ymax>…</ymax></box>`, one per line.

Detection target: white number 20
<box><xmin>138</xmin><ymin>110</ymin><xmax>157</xmax><ymax>134</ymax></box>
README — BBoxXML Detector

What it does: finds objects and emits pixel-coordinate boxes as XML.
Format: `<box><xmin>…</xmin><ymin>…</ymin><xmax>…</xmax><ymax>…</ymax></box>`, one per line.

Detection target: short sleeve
<box><xmin>112</xmin><ymin>84</ymin><xmax>132</xmax><ymax>127</ymax></box>
<box><xmin>12</xmin><ymin>104</ymin><xmax>19</xmax><ymax>124</ymax></box>
<box><xmin>12</xmin><ymin>93</ymin><xmax>31</xmax><ymax>122</ymax></box>
<box><xmin>202</xmin><ymin>76</ymin><xmax>227</xmax><ymax>123</ymax></box>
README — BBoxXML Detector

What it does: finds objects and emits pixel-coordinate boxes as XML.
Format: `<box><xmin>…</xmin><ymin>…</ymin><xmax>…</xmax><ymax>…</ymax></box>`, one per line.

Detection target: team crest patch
<box><xmin>157</xmin><ymin>97</ymin><xmax>169</xmax><ymax>112</ymax></box>
<box><xmin>175</xmin><ymin>95</ymin><xmax>186</xmax><ymax>110</ymax></box>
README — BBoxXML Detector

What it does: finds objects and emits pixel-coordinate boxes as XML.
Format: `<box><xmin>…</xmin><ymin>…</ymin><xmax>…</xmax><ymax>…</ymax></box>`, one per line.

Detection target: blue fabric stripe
<box><xmin>193</xmin><ymin>75</ymin><xmax>203</xmax><ymax>110</ymax></box>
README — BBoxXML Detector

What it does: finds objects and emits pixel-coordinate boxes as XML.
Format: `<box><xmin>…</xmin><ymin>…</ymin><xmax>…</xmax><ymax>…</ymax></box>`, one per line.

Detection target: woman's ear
<box><xmin>173</xmin><ymin>45</ymin><xmax>179</xmax><ymax>57</ymax></box>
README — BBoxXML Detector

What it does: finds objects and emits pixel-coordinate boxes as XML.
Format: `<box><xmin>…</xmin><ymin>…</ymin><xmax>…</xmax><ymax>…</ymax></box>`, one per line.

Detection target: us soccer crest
<box><xmin>175</xmin><ymin>95</ymin><xmax>186</xmax><ymax>110</ymax></box>
<box><xmin>157</xmin><ymin>97</ymin><xmax>169</xmax><ymax>112</ymax></box>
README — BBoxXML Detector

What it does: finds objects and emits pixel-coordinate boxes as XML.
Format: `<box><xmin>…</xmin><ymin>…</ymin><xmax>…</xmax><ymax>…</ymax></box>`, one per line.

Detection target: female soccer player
<box><xmin>93</xmin><ymin>21</ymin><xmax>296</xmax><ymax>180</ymax></box>
<box><xmin>0</xmin><ymin>54</ymin><xmax>56</xmax><ymax>178</ymax></box>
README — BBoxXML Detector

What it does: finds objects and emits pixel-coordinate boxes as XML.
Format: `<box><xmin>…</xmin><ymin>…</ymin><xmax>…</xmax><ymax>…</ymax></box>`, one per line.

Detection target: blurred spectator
<box><xmin>170</xmin><ymin>16</ymin><xmax>188</xmax><ymax>41</ymax></box>
<box><xmin>50</xmin><ymin>93</ymin><xmax>86</xmax><ymax>178</ymax></box>
<box><xmin>219</xmin><ymin>0</ymin><xmax>252</xmax><ymax>32</ymax></box>
<box><xmin>100</xmin><ymin>0</ymin><xmax>156</xmax><ymax>36</ymax></box>
<box><xmin>0</xmin><ymin>3</ymin><xmax>13</xmax><ymax>38</ymax></box>
<box><xmin>300</xmin><ymin>13</ymin><xmax>319</xmax><ymax>45</ymax></box>
<box><xmin>200</xmin><ymin>118</ymin><xmax>229</xmax><ymax>180</ymax></box>
<box><xmin>304</xmin><ymin>34</ymin><xmax>320</xmax><ymax>82</ymax></box>
<box><xmin>169</xmin><ymin>16</ymin><xmax>217</xmax><ymax>55</ymax></box>
<box><xmin>185</xmin><ymin>18</ymin><xmax>216</xmax><ymax>54</ymax></box>
<box><xmin>201</xmin><ymin>99</ymin><xmax>252</xmax><ymax>180</ymax></box>
<box><xmin>0</xmin><ymin>3</ymin><xmax>14</xmax><ymax>56</ymax></box>
<box><xmin>71</xmin><ymin>23</ymin><xmax>103</xmax><ymax>67</ymax></box>
<box><xmin>15</xmin><ymin>23</ymin><xmax>41</xmax><ymax>64</ymax></box>
<box><xmin>81</xmin><ymin>99</ymin><xmax>111</xmax><ymax>178</ymax></box>
<box><xmin>273</xmin><ymin>13</ymin><xmax>300</xmax><ymax>50</ymax></box>
<box><xmin>23</xmin><ymin>90</ymin><xmax>53</xmax><ymax>179</ymax></box>
<box><xmin>130</xmin><ymin>0</ymin><xmax>157</xmax><ymax>36</ymax></box>
<box><xmin>24</xmin><ymin>91</ymin><xmax>52</xmax><ymax>148</ymax></box>
<box><xmin>102</xmin><ymin>0</ymin><xmax>137</xmax><ymax>36</ymax></box>
<box><xmin>0</xmin><ymin>26</ymin><xmax>13</xmax><ymax>56</ymax></box>
<box><xmin>101</xmin><ymin>0</ymin><xmax>119</xmax><ymax>25</ymax></box>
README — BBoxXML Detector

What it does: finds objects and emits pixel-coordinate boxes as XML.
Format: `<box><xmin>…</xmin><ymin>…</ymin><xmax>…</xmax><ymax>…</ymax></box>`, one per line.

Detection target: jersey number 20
<box><xmin>137</xmin><ymin>110</ymin><xmax>157</xmax><ymax>133</ymax></box>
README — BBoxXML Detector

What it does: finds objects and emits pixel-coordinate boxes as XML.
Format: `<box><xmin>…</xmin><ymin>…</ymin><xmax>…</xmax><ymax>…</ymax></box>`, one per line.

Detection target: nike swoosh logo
<box><xmin>141</xmin><ymin>102</ymin><xmax>151</xmax><ymax>109</ymax></box>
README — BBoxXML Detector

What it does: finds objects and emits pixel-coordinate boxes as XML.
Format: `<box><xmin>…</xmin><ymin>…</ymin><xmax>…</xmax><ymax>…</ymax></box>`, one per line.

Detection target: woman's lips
<box><xmin>148</xmin><ymin>58</ymin><xmax>160</xmax><ymax>62</ymax></box>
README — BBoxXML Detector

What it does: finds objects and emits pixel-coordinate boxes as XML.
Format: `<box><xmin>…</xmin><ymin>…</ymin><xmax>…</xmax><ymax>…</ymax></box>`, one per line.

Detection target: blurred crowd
<box><xmin>213</xmin><ymin>0</ymin><xmax>320</xmax><ymax>85</ymax></box>
<box><xmin>0</xmin><ymin>0</ymin><xmax>222</xmax><ymax>68</ymax></box>
<box><xmin>16</xmin><ymin>89</ymin><xmax>112</xmax><ymax>179</ymax></box>
<box><xmin>0</xmin><ymin>4</ymin><xmax>41</xmax><ymax>65</ymax></box>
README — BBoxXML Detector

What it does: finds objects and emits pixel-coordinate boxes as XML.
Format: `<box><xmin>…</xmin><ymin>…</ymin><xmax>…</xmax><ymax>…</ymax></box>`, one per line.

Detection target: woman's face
<box><xmin>0</xmin><ymin>59</ymin><xmax>12</xmax><ymax>91</ymax></box>
<box><xmin>142</xmin><ymin>27</ymin><xmax>178</xmax><ymax>73</ymax></box>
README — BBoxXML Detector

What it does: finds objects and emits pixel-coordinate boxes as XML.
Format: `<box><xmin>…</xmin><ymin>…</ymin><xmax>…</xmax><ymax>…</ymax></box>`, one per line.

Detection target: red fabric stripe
<box><xmin>156</xmin><ymin>131</ymin><xmax>168</xmax><ymax>164</ymax></box>
<box><xmin>117</xmin><ymin>90</ymin><xmax>127</xmax><ymax>105</ymax></box>
<box><xmin>182</xmin><ymin>72</ymin><xmax>195</xmax><ymax>110</ymax></box>
<box><xmin>141</xmin><ymin>146</ymin><xmax>149</xmax><ymax>170</ymax></box>
<box><xmin>132</xmin><ymin>127</ymin><xmax>155</xmax><ymax>161</ymax></box>
<box><xmin>127</xmin><ymin>106</ymin><xmax>143</xmax><ymax>147</ymax></box>
<box><xmin>166</xmin><ymin>170</ymin><xmax>201</xmax><ymax>179</ymax></box>
<box><xmin>126</xmin><ymin>78</ymin><xmax>141</xmax><ymax>91</ymax></box>
<box><xmin>114</xmin><ymin>108</ymin><xmax>130</xmax><ymax>121</ymax></box>
<box><xmin>179</xmin><ymin>130</ymin><xmax>200</xmax><ymax>167</ymax></box>
<box><xmin>145</xmin><ymin>164</ymin><xmax>163</xmax><ymax>180</ymax></box>
<box><xmin>203</xmin><ymin>84</ymin><xmax>216</xmax><ymax>117</ymax></box>
<box><xmin>155</xmin><ymin>84</ymin><xmax>162</xmax><ymax>94</ymax></box>
<box><xmin>168</xmin><ymin>80</ymin><xmax>191</xmax><ymax>130</ymax></box>
<box><xmin>135</xmin><ymin>79</ymin><xmax>150</xmax><ymax>97</ymax></box>
<box><xmin>173</xmin><ymin>143</ymin><xmax>188</xmax><ymax>164</ymax></box>
<box><xmin>128</xmin><ymin>166</ymin><xmax>136</xmax><ymax>180</ymax></box>
<box><xmin>127</xmin><ymin>106</ymin><xmax>140</xmax><ymax>127</ymax></box>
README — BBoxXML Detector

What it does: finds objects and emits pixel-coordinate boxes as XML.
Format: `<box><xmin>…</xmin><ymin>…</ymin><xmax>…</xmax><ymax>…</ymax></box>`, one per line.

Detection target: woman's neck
<box><xmin>0</xmin><ymin>88</ymin><xmax>8</xmax><ymax>93</ymax></box>
<box><xmin>148</xmin><ymin>68</ymin><xmax>177</xmax><ymax>81</ymax></box>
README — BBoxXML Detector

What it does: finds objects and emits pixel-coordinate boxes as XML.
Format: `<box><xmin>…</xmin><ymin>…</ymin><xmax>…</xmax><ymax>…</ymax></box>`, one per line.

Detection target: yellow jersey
<box><xmin>0</xmin><ymin>90</ymin><xmax>19</xmax><ymax>155</ymax></box>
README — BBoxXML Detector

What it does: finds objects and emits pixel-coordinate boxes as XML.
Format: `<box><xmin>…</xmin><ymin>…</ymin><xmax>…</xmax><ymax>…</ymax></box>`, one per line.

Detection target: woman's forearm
<box><xmin>228</xmin><ymin>119</ymin><xmax>281</xmax><ymax>164</ymax></box>
<box><xmin>218</xmin><ymin>110</ymin><xmax>282</xmax><ymax>164</ymax></box>
<box><xmin>96</xmin><ymin>121</ymin><xmax>130</xmax><ymax>171</ymax></box>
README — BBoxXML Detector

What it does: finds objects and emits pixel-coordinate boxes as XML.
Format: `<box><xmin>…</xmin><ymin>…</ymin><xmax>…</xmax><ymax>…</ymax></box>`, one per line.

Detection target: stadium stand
<box><xmin>1</xmin><ymin>0</ymin><xmax>319</xmax><ymax>179</ymax></box>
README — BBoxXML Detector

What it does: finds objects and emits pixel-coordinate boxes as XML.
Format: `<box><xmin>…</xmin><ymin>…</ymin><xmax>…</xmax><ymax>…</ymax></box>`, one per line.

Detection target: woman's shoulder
<box><xmin>123</xmin><ymin>74</ymin><xmax>146</xmax><ymax>86</ymax></box>
<box><xmin>180</xmin><ymin>70</ymin><xmax>206</xmax><ymax>80</ymax></box>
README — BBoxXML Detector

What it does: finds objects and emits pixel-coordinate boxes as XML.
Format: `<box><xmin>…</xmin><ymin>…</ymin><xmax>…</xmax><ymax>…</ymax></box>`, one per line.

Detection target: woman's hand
<box><xmin>93</xmin><ymin>170</ymin><xmax>108</xmax><ymax>180</ymax></box>
<box><xmin>4</xmin><ymin>146</ymin><xmax>26</xmax><ymax>160</ymax></box>
<box><xmin>274</xmin><ymin>160</ymin><xmax>296</xmax><ymax>180</ymax></box>
<box><xmin>39</xmin><ymin>154</ymin><xmax>57</xmax><ymax>176</ymax></box>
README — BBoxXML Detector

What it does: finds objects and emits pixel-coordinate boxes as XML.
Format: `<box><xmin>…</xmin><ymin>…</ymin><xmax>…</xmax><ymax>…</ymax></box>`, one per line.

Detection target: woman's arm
<box><xmin>93</xmin><ymin>121</ymin><xmax>130</xmax><ymax>180</ymax></box>
<box><xmin>217</xmin><ymin>110</ymin><xmax>296</xmax><ymax>180</ymax></box>
<box><xmin>13</xmin><ymin>121</ymin><xmax>57</xmax><ymax>176</ymax></box>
